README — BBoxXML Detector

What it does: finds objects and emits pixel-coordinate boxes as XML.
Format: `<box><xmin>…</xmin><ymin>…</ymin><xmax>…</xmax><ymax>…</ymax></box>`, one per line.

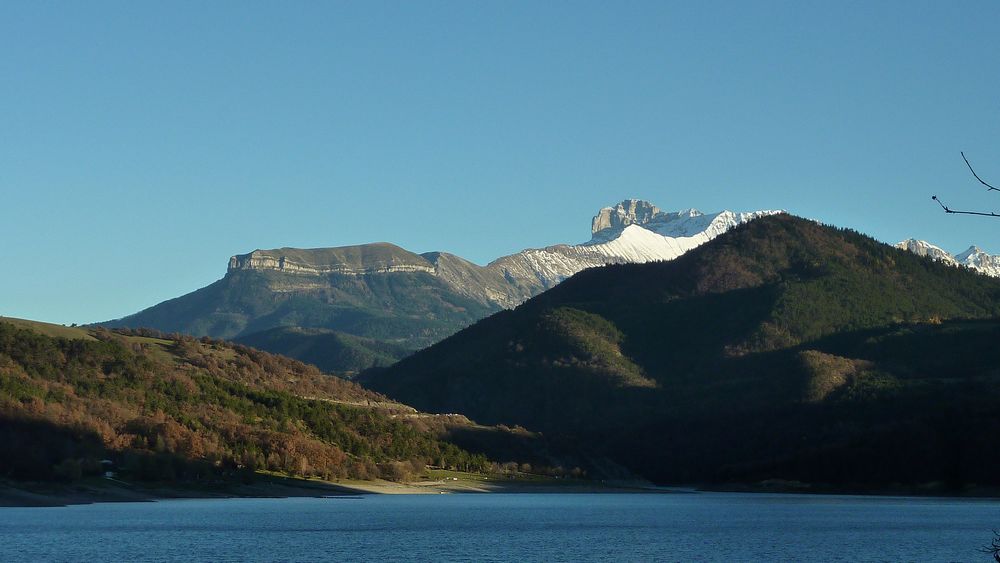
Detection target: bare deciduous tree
<box><xmin>933</xmin><ymin>152</ymin><xmax>1000</xmax><ymax>217</ymax></box>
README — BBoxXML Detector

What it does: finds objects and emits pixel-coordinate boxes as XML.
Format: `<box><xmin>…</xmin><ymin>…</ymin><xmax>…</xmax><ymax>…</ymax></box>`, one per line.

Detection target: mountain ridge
<box><xmin>102</xmin><ymin>199</ymin><xmax>777</xmax><ymax>372</ymax></box>
<box><xmin>223</xmin><ymin>199</ymin><xmax>783</xmax><ymax>305</ymax></box>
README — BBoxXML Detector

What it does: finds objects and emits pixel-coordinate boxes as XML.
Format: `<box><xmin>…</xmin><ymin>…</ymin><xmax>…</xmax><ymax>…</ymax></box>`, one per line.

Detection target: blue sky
<box><xmin>2</xmin><ymin>1</ymin><xmax>1000</xmax><ymax>324</ymax></box>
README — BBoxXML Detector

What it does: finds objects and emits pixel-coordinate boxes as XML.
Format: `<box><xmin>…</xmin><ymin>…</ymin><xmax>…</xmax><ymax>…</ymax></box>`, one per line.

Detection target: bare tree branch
<box><xmin>931</xmin><ymin>153</ymin><xmax>1000</xmax><ymax>217</ymax></box>
<box><xmin>978</xmin><ymin>529</ymin><xmax>1000</xmax><ymax>562</ymax></box>
<box><xmin>962</xmin><ymin>151</ymin><xmax>1000</xmax><ymax>192</ymax></box>
<box><xmin>931</xmin><ymin>195</ymin><xmax>1000</xmax><ymax>217</ymax></box>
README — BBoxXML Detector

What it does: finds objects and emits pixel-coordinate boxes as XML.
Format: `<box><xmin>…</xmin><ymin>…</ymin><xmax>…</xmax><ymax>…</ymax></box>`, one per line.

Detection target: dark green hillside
<box><xmin>103</xmin><ymin>269</ymin><xmax>497</xmax><ymax>354</ymax></box>
<box><xmin>606</xmin><ymin>320</ymin><xmax>1000</xmax><ymax>487</ymax></box>
<box><xmin>0</xmin><ymin>321</ymin><xmax>494</xmax><ymax>485</ymax></box>
<box><xmin>363</xmin><ymin>214</ymin><xmax>1000</xmax><ymax>490</ymax></box>
<box><xmin>235</xmin><ymin>326</ymin><xmax>413</xmax><ymax>374</ymax></box>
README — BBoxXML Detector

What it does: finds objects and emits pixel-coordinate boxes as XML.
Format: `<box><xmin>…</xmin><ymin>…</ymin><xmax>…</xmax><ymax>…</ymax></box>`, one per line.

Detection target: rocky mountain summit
<box><xmin>896</xmin><ymin>239</ymin><xmax>957</xmax><ymax>266</ymax></box>
<box><xmin>227</xmin><ymin>243</ymin><xmax>530</xmax><ymax>310</ymax></box>
<box><xmin>591</xmin><ymin>199</ymin><xmax>664</xmax><ymax>235</ymax></box>
<box><xmin>228</xmin><ymin>243</ymin><xmax>436</xmax><ymax>276</ymax></box>
<box><xmin>955</xmin><ymin>246</ymin><xmax>1000</xmax><ymax>277</ymax></box>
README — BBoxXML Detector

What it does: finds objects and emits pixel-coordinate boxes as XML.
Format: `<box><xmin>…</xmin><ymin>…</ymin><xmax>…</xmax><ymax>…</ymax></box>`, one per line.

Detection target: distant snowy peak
<box><xmin>895</xmin><ymin>239</ymin><xmax>958</xmax><ymax>266</ymax></box>
<box><xmin>582</xmin><ymin>209</ymin><xmax>783</xmax><ymax>260</ymax></box>
<box><xmin>897</xmin><ymin>239</ymin><xmax>1000</xmax><ymax>277</ymax></box>
<box><xmin>955</xmin><ymin>246</ymin><xmax>1000</xmax><ymax>277</ymax></box>
<box><xmin>488</xmin><ymin>200</ymin><xmax>783</xmax><ymax>293</ymax></box>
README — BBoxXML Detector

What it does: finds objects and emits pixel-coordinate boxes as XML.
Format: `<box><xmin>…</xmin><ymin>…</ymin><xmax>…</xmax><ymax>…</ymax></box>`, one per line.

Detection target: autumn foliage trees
<box><xmin>0</xmin><ymin>323</ymin><xmax>488</xmax><ymax>484</ymax></box>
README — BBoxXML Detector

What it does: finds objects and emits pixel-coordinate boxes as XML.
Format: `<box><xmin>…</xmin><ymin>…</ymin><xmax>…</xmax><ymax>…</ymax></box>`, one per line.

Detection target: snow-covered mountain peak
<box><xmin>955</xmin><ymin>246</ymin><xmax>1000</xmax><ymax>277</ymax></box>
<box><xmin>895</xmin><ymin>239</ymin><xmax>958</xmax><ymax>266</ymax></box>
<box><xmin>956</xmin><ymin>246</ymin><xmax>984</xmax><ymax>261</ymax></box>
<box><xmin>897</xmin><ymin>239</ymin><xmax>1000</xmax><ymax>278</ymax></box>
<box><xmin>588</xmin><ymin>200</ymin><xmax>781</xmax><ymax>244</ymax></box>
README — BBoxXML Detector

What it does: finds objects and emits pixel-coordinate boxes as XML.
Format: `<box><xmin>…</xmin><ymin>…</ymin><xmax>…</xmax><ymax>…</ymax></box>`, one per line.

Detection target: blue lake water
<box><xmin>1</xmin><ymin>492</ymin><xmax>998</xmax><ymax>562</ymax></box>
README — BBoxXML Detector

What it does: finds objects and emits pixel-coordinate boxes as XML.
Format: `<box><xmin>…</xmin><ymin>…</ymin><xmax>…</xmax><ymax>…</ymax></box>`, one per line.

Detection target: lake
<box><xmin>1</xmin><ymin>492</ymin><xmax>998</xmax><ymax>562</ymax></box>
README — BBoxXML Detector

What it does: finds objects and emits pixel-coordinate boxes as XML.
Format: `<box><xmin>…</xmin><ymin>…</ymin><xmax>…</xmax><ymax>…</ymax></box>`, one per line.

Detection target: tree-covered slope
<box><xmin>362</xmin><ymin>215</ymin><xmax>1000</xmax><ymax>490</ymax></box>
<box><xmin>0</xmin><ymin>321</ymin><xmax>492</xmax><ymax>485</ymax></box>
<box><xmin>235</xmin><ymin>326</ymin><xmax>413</xmax><ymax>374</ymax></box>
<box><xmin>102</xmin><ymin>269</ymin><xmax>498</xmax><ymax>354</ymax></box>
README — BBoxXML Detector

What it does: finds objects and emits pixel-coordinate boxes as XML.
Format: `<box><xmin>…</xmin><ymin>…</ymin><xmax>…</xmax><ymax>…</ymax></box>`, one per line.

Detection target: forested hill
<box><xmin>0</xmin><ymin>320</ymin><xmax>491</xmax><ymax>484</ymax></box>
<box><xmin>233</xmin><ymin>326</ymin><xmax>414</xmax><ymax>375</ymax></box>
<box><xmin>362</xmin><ymin>214</ymin><xmax>1000</xmax><ymax>490</ymax></box>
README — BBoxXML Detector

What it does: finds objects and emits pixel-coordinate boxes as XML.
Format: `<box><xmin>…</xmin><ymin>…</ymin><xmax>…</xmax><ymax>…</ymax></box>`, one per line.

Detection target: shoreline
<box><xmin>0</xmin><ymin>474</ymin><xmax>665</xmax><ymax>508</ymax></box>
<box><xmin>4</xmin><ymin>474</ymin><xmax>997</xmax><ymax>508</ymax></box>
<box><xmin>0</xmin><ymin>476</ymin><xmax>365</xmax><ymax>508</ymax></box>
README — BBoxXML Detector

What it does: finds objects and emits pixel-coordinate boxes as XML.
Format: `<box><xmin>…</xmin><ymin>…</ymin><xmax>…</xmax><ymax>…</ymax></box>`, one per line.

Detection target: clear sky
<box><xmin>3</xmin><ymin>1</ymin><xmax>1000</xmax><ymax>325</ymax></box>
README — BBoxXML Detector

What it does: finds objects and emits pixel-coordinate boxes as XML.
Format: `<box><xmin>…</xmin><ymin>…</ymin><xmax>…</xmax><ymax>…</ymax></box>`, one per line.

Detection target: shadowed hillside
<box><xmin>234</xmin><ymin>326</ymin><xmax>414</xmax><ymax>374</ymax></box>
<box><xmin>362</xmin><ymin>215</ymin><xmax>1000</xmax><ymax>490</ymax></box>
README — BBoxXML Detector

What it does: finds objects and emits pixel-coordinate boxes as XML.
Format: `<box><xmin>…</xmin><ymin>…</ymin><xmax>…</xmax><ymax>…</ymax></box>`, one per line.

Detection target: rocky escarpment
<box><xmin>228</xmin><ymin>243</ymin><xmax>437</xmax><ymax>276</ymax></box>
<box><xmin>591</xmin><ymin>199</ymin><xmax>662</xmax><ymax>236</ymax></box>
<box><xmin>226</xmin><ymin>244</ymin><xmax>532</xmax><ymax>309</ymax></box>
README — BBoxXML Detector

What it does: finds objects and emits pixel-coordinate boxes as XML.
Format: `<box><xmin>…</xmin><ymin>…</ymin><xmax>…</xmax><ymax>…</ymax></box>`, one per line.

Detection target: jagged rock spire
<box><xmin>591</xmin><ymin>200</ymin><xmax>662</xmax><ymax>235</ymax></box>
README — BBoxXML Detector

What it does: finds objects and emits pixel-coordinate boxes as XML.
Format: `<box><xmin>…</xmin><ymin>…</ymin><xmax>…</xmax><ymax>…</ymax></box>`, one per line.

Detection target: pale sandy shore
<box><xmin>0</xmin><ymin>475</ymin><xmax>666</xmax><ymax>507</ymax></box>
<box><xmin>331</xmin><ymin>477</ymin><xmax>665</xmax><ymax>495</ymax></box>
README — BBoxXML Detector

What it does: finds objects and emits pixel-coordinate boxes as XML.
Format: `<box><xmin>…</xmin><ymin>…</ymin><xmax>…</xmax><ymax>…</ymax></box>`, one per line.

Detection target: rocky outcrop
<box><xmin>228</xmin><ymin>244</ymin><xmax>437</xmax><ymax>276</ymax></box>
<box><xmin>228</xmin><ymin>251</ymin><xmax>436</xmax><ymax>276</ymax></box>
<box><xmin>591</xmin><ymin>200</ymin><xmax>662</xmax><ymax>236</ymax></box>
